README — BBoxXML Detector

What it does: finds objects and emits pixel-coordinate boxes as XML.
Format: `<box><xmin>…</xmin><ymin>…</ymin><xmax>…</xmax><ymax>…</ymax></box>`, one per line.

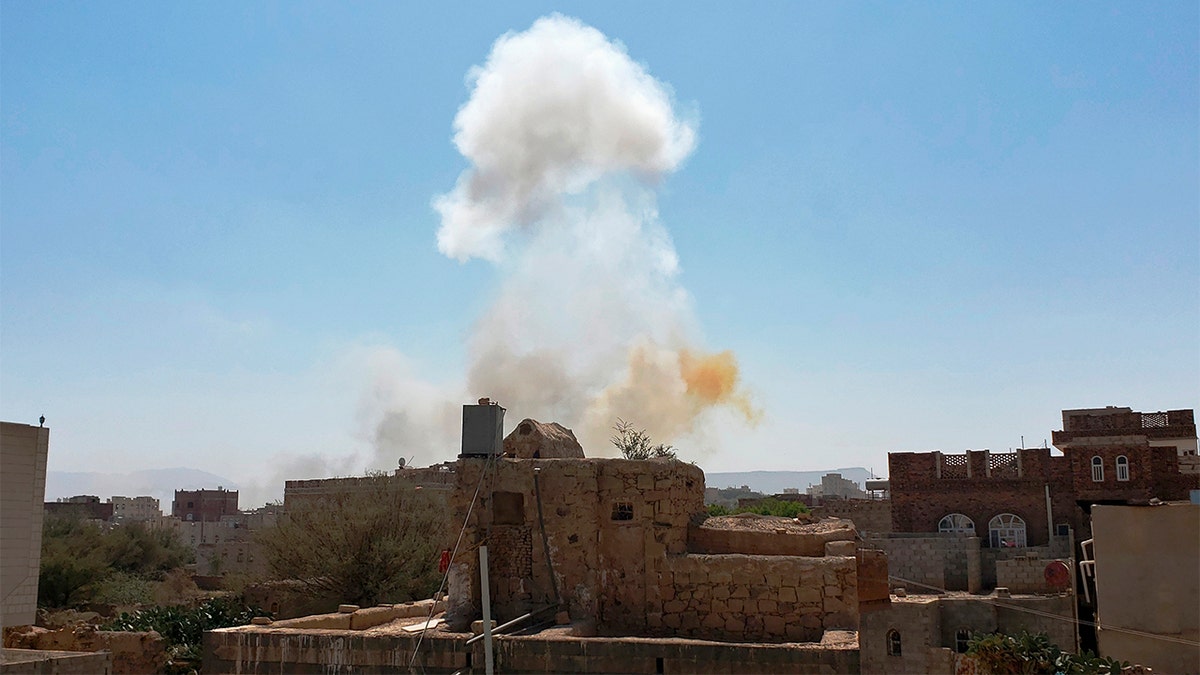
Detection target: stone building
<box><xmin>110</xmin><ymin>495</ymin><xmax>161</xmax><ymax>522</ymax></box>
<box><xmin>172</xmin><ymin>487</ymin><xmax>238</xmax><ymax>522</ymax></box>
<box><xmin>807</xmin><ymin>472</ymin><xmax>868</xmax><ymax>500</ymax></box>
<box><xmin>44</xmin><ymin>494</ymin><xmax>114</xmax><ymax>521</ymax></box>
<box><xmin>1</xmin><ymin>421</ymin><xmax>49</xmax><ymax>630</ymax></box>
<box><xmin>282</xmin><ymin>463</ymin><xmax>456</xmax><ymax>511</ymax></box>
<box><xmin>889</xmin><ymin>407</ymin><xmax>1198</xmax><ymax>546</ymax></box>
<box><xmin>860</xmin><ymin>590</ymin><xmax>1077</xmax><ymax>674</ymax></box>
<box><xmin>445</xmin><ymin>453</ymin><xmax>882</xmax><ymax>644</ymax></box>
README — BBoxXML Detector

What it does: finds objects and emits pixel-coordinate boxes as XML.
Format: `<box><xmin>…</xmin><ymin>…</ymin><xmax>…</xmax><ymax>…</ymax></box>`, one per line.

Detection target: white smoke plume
<box><xmin>370</xmin><ymin>14</ymin><xmax>756</xmax><ymax>462</ymax></box>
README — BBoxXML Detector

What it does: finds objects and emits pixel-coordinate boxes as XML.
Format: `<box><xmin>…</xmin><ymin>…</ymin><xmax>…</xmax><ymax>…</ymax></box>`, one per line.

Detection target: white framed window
<box><xmin>988</xmin><ymin>513</ymin><xmax>1026</xmax><ymax>548</ymax></box>
<box><xmin>1091</xmin><ymin>456</ymin><xmax>1104</xmax><ymax>482</ymax></box>
<box><xmin>1116</xmin><ymin>455</ymin><xmax>1129</xmax><ymax>481</ymax></box>
<box><xmin>887</xmin><ymin>629</ymin><xmax>902</xmax><ymax>656</ymax></box>
<box><xmin>938</xmin><ymin>513</ymin><xmax>976</xmax><ymax>535</ymax></box>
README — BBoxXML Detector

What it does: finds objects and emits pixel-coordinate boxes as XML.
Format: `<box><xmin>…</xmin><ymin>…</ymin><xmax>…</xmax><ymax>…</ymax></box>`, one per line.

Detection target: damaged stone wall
<box><xmin>446</xmin><ymin>457</ymin><xmax>703</xmax><ymax>634</ymax></box>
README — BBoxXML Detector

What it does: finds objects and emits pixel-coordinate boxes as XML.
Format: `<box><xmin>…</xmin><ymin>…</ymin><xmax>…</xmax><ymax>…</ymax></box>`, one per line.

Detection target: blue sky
<box><xmin>3</xmin><ymin>3</ymin><xmax>1196</xmax><ymax>505</ymax></box>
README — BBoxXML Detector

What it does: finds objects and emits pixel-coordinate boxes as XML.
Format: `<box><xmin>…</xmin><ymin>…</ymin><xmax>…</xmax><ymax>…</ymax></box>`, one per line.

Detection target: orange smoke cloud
<box><xmin>679</xmin><ymin>349</ymin><xmax>761</xmax><ymax>424</ymax></box>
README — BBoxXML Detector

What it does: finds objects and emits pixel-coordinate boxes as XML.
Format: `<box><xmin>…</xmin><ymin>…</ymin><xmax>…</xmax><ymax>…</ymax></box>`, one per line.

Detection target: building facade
<box><xmin>111</xmin><ymin>495</ymin><xmax>161</xmax><ymax>522</ymax></box>
<box><xmin>889</xmin><ymin>407</ymin><xmax>1198</xmax><ymax>546</ymax></box>
<box><xmin>172</xmin><ymin>487</ymin><xmax>239</xmax><ymax>522</ymax></box>
<box><xmin>1</xmin><ymin>421</ymin><xmax>50</xmax><ymax>629</ymax></box>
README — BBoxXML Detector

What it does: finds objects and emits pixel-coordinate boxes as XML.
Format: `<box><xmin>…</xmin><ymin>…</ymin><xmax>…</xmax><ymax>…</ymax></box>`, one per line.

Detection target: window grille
<box><xmin>988</xmin><ymin>452</ymin><xmax>1019</xmax><ymax>478</ymax></box>
<box><xmin>1116</xmin><ymin>455</ymin><xmax>1129</xmax><ymax>481</ymax></box>
<box><xmin>988</xmin><ymin>513</ymin><xmax>1026</xmax><ymax>548</ymax></box>
<box><xmin>938</xmin><ymin>513</ymin><xmax>975</xmax><ymax>535</ymax></box>
<box><xmin>1141</xmin><ymin>412</ymin><xmax>1168</xmax><ymax>428</ymax></box>
<box><xmin>886</xmin><ymin>629</ymin><xmax>902</xmax><ymax>656</ymax></box>
<box><xmin>1091</xmin><ymin>456</ymin><xmax>1104</xmax><ymax>482</ymax></box>
<box><xmin>941</xmin><ymin>454</ymin><xmax>968</xmax><ymax>478</ymax></box>
<box><xmin>955</xmin><ymin>629</ymin><xmax>972</xmax><ymax>653</ymax></box>
<box><xmin>611</xmin><ymin>502</ymin><xmax>633</xmax><ymax>521</ymax></box>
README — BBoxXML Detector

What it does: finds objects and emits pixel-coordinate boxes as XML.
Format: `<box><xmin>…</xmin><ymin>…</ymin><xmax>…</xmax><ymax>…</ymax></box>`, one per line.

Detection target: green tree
<box><xmin>736</xmin><ymin>498</ymin><xmax>809</xmax><ymax>518</ymax></box>
<box><xmin>38</xmin><ymin>512</ymin><xmax>192</xmax><ymax>608</ymax></box>
<box><xmin>255</xmin><ymin>476</ymin><xmax>447</xmax><ymax>607</ymax></box>
<box><xmin>611</xmin><ymin>419</ymin><xmax>677</xmax><ymax>460</ymax></box>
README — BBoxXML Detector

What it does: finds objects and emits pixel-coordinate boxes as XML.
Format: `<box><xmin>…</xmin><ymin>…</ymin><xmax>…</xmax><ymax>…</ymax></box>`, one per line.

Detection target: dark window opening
<box><xmin>492</xmin><ymin>491</ymin><xmax>525</xmax><ymax>525</ymax></box>
<box><xmin>656</xmin><ymin>656</ymin><xmax>664</xmax><ymax>674</ymax></box>
<box><xmin>887</xmin><ymin>629</ymin><xmax>902</xmax><ymax>656</ymax></box>
<box><xmin>187</xmin><ymin>501</ymin><xmax>194</xmax><ymax>508</ymax></box>
<box><xmin>955</xmin><ymin>629</ymin><xmax>971</xmax><ymax>653</ymax></box>
<box><xmin>612</xmin><ymin>502</ymin><xmax>634</xmax><ymax>521</ymax></box>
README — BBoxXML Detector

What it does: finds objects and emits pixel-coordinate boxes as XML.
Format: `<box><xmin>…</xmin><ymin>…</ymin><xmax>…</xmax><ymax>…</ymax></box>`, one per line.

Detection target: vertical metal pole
<box><xmin>1045</xmin><ymin>484</ymin><xmax>1054</xmax><ymax>543</ymax></box>
<box><xmin>479</xmin><ymin>545</ymin><xmax>494</xmax><ymax>675</ymax></box>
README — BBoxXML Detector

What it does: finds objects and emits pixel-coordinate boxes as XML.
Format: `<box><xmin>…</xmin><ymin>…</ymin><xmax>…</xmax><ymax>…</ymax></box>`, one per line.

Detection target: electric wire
<box><xmin>408</xmin><ymin>451</ymin><xmax>498</xmax><ymax>673</ymax></box>
<box><xmin>865</xmin><ymin>567</ymin><xmax>1200</xmax><ymax>648</ymax></box>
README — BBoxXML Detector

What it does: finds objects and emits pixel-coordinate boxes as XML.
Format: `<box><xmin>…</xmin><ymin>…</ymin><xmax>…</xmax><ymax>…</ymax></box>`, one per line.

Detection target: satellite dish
<box><xmin>1044</xmin><ymin>560</ymin><xmax>1070</xmax><ymax>589</ymax></box>
<box><xmin>398</xmin><ymin>457</ymin><xmax>406</xmax><ymax>469</ymax></box>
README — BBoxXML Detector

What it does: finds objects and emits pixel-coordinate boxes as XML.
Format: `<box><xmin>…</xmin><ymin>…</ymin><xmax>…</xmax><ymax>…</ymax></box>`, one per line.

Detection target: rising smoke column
<box><xmin>429</xmin><ymin>14</ymin><xmax>757</xmax><ymax>454</ymax></box>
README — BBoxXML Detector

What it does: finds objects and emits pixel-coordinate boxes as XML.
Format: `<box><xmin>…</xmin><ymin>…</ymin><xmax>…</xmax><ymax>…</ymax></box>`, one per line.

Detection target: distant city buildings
<box><xmin>172</xmin><ymin>487</ymin><xmax>239</xmax><ymax>522</ymax></box>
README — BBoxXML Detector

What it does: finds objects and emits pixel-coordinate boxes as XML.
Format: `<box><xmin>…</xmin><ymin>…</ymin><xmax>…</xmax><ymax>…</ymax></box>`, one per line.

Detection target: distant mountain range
<box><xmin>45</xmin><ymin>468</ymin><xmax>239</xmax><ymax>512</ymax></box>
<box><xmin>703</xmin><ymin>467</ymin><xmax>877</xmax><ymax>495</ymax></box>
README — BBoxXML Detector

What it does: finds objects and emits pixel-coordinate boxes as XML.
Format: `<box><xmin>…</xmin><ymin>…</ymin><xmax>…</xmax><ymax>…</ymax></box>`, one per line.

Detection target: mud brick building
<box><xmin>889</xmin><ymin>407</ymin><xmax>1198</xmax><ymax>547</ymax></box>
<box><xmin>171</xmin><ymin>487</ymin><xmax>239</xmax><ymax>522</ymax></box>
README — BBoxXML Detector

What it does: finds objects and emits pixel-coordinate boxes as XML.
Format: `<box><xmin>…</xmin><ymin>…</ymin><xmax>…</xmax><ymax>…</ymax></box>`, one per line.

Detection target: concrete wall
<box><xmin>0</xmin><ymin>649</ymin><xmax>112</xmax><ymax>675</ymax></box>
<box><xmin>859</xmin><ymin>596</ymin><xmax>954</xmax><ymax>675</ymax></box>
<box><xmin>204</xmin><ymin>627</ymin><xmax>859</xmax><ymax>674</ymax></box>
<box><xmin>1</xmin><ymin>422</ymin><xmax>49</xmax><ymax>630</ymax></box>
<box><xmin>862</xmin><ymin>534</ymin><xmax>982</xmax><ymax>593</ymax></box>
<box><xmin>995</xmin><ymin>557</ymin><xmax>1071</xmax><ymax>595</ymax></box>
<box><xmin>861</xmin><ymin>593</ymin><xmax>1076</xmax><ymax>674</ymax></box>
<box><xmin>1092</xmin><ymin>504</ymin><xmax>1199</xmax><ymax>675</ymax></box>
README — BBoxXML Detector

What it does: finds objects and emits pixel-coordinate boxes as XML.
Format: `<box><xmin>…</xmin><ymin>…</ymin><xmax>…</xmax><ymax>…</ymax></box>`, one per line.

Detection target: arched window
<box><xmin>938</xmin><ymin>513</ymin><xmax>976</xmax><ymax>535</ymax></box>
<box><xmin>1115</xmin><ymin>455</ymin><xmax>1129</xmax><ymax>482</ymax></box>
<box><xmin>1091</xmin><ymin>456</ymin><xmax>1104</xmax><ymax>482</ymax></box>
<box><xmin>988</xmin><ymin>513</ymin><xmax>1026</xmax><ymax>548</ymax></box>
<box><xmin>886</xmin><ymin>629</ymin><xmax>902</xmax><ymax>656</ymax></box>
<box><xmin>955</xmin><ymin>628</ymin><xmax>972</xmax><ymax>653</ymax></box>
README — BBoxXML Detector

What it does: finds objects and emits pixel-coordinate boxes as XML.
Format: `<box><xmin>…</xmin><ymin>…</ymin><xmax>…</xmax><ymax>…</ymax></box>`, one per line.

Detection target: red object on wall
<box><xmin>439</xmin><ymin>549</ymin><xmax>451</xmax><ymax>574</ymax></box>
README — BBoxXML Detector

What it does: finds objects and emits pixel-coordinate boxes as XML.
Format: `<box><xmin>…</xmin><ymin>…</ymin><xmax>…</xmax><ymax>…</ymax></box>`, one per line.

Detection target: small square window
<box><xmin>611</xmin><ymin>502</ymin><xmax>633</xmax><ymax>521</ymax></box>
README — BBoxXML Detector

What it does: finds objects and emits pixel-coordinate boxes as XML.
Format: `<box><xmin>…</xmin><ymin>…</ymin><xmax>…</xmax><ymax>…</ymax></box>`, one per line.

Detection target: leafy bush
<box><xmin>256</xmin><ymin>476</ymin><xmax>446</xmax><ymax>607</ymax></box>
<box><xmin>736</xmin><ymin>498</ymin><xmax>809</xmax><ymax>518</ymax></box>
<box><xmin>103</xmin><ymin>596</ymin><xmax>264</xmax><ymax>673</ymax></box>
<box><xmin>39</xmin><ymin>513</ymin><xmax>193</xmax><ymax>608</ymax></box>
<box><xmin>611</xmin><ymin>419</ymin><xmax>677</xmax><ymax>460</ymax></box>
<box><xmin>966</xmin><ymin>630</ymin><xmax>1131</xmax><ymax>674</ymax></box>
<box><xmin>708</xmin><ymin>504</ymin><xmax>732</xmax><ymax>516</ymax></box>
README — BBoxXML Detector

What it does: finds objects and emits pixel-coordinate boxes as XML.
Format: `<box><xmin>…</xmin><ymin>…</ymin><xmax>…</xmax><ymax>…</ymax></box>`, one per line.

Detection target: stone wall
<box><xmin>812</xmin><ymin>499</ymin><xmax>891</xmax><ymax>534</ymax></box>
<box><xmin>446</xmin><ymin>457</ymin><xmax>704</xmax><ymax>634</ymax></box>
<box><xmin>687</xmin><ymin>523</ymin><xmax>852</xmax><ymax>557</ymax></box>
<box><xmin>6</xmin><ymin>625</ymin><xmax>166</xmax><ymax>674</ymax></box>
<box><xmin>649</xmin><ymin>554</ymin><xmax>857</xmax><ymax>643</ymax></box>
<box><xmin>447</xmin><ymin>457</ymin><xmax>862</xmax><ymax>645</ymax></box>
